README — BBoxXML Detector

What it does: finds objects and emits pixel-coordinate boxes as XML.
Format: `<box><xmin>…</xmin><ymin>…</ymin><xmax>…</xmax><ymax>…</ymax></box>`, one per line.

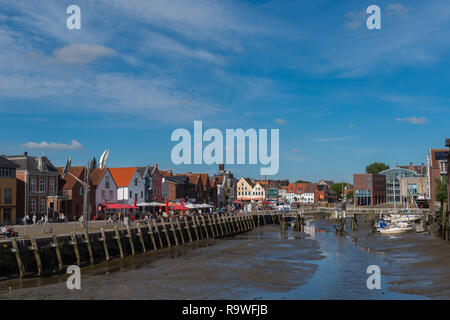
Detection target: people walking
<box><xmin>32</xmin><ymin>214</ymin><xmax>37</xmax><ymax>225</ymax></box>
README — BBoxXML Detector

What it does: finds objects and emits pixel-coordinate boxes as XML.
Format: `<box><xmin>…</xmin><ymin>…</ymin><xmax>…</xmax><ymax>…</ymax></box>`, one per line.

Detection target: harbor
<box><xmin>1</xmin><ymin>214</ymin><xmax>449</xmax><ymax>300</ymax></box>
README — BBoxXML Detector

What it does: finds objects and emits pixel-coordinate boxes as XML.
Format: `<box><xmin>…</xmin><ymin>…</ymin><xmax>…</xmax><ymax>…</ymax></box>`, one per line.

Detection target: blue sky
<box><xmin>1</xmin><ymin>0</ymin><xmax>449</xmax><ymax>182</ymax></box>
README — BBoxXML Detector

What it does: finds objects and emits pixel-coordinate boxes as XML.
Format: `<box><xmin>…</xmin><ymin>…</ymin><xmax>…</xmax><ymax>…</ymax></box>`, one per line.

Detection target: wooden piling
<box><xmin>217</xmin><ymin>215</ymin><xmax>224</xmax><ymax>236</ymax></box>
<box><xmin>160</xmin><ymin>217</ymin><xmax>171</xmax><ymax>248</ymax></box>
<box><xmin>168</xmin><ymin>218</ymin><xmax>179</xmax><ymax>247</ymax></box>
<box><xmin>193</xmin><ymin>216</ymin><xmax>201</xmax><ymax>240</ymax></box>
<box><xmin>146</xmin><ymin>222</ymin><xmax>157</xmax><ymax>250</ymax></box>
<box><xmin>201</xmin><ymin>215</ymin><xmax>209</xmax><ymax>239</ymax></box>
<box><xmin>207</xmin><ymin>215</ymin><xmax>216</xmax><ymax>238</ymax></box>
<box><xmin>126</xmin><ymin>225</ymin><xmax>136</xmax><ymax>256</ymax></box>
<box><xmin>52</xmin><ymin>234</ymin><xmax>63</xmax><ymax>271</ymax></box>
<box><xmin>152</xmin><ymin>219</ymin><xmax>163</xmax><ymax>249</ymax></box>
<box><xmin>212</xmin><ymin>214</ymin><xmax>220</xmax><ymax>237</ymax></box>
<box><xmin>175</xmin><ymin>217</ymin><xmax>185</xmax><ymax>244</ymax></box>
<box><xmin>83</xmin><ymin>230</ymin><xmax>94</xmax><ymax>265</ymax></box>
<box><xmin>11</xmin><ymin>238</ymin><xmax>25</xmax><ymax>278</ymax></box>
<box><xmin>184</xmin><ymin>216</ymin><xmax>193</xmax><ymax>242</ymax></box>
<box><xmin>70</xmin><ymin>232</ymin><xmax>81</xmax><ymax>266</ymax></box>
<box><xmin>114</xmin><ymin>227</ymin><xmax>124</xmax><ymax>258</ymax></box>
<box><xmin>136</xmin><ymin>223</ymin><xmax>146</xmax><ymax>253</ymax></box>
<box><xmin>100</xmin><ymin>227</ymin><xmax>110</xmax><ymax>261</ymax></box>
<box><xmin>30</xmin><ymin>236</ymin><xmax>43</xmax><ymax>276</ymax></box>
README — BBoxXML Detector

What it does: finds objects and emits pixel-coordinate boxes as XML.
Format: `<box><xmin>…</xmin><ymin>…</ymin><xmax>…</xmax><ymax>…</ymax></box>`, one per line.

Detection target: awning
<box><xmin>232</xmin><ymin>200</ymin><xmax>244</xmax><ymax>204</ymax></box>
<box><xmin>137</xmin><ymin>202</ymin><xmax>165</xmax><ymax>207</ymax></box>
<box><xmin>104</xmin><ymin>203</ymin><xmax>137</xmax><ymax>209</ymax></box>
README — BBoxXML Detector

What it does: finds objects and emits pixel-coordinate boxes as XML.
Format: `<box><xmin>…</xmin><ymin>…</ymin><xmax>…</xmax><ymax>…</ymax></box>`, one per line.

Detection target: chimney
<box><xmin>410</xmin><ymin>162</ymin><xmax>413</xmax><ymax>166</ymax></box>
<box><xmin>24</xmin><ymin>151</ymin><xmax>28</xmax><ymax>156</ymax></box>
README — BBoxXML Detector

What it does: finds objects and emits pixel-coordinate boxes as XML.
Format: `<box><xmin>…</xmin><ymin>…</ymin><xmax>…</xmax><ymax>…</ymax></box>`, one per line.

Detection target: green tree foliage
<box><xmin>330</xmin><ymin>183</ymin><xmax>351</xmax><ymax>201</ymax></box>
<box><xmin>435</xmin><ymin>177</ymin><xmax>448</xmax><ymax>208</ymax></box>
<box><xmin>365</xmin><ymin>162</ymin><xmax>390</xmax><ymax>174</ymax></box>
<box><xmin>346</xmin><ymin>189</ymin><xmax>354</xmax><ymax>202</ymax></box>
<box><xmin>295</xmin><ymin>180</ymin><xmax>311</xmax><ymax>184</ymax></box>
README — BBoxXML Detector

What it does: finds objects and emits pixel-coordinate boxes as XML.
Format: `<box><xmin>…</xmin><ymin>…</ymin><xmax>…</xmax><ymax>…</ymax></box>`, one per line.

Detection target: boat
<box><xmin>376</xmin><ymin>220</ymin><xmax>414</xmax><ymax>234</ymax></box>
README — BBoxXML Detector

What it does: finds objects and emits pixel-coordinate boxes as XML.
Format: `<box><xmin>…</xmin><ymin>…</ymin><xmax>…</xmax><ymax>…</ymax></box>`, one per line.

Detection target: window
<box><xmin>40</xmin><ymin>179</ymin><xmax>46</xmax><ymax>192</ymax></box>
<box><xmin>4</xmin><ymin>188</ymin><xmax>11</xmax><ymax>204</ymax></box>
<box><xmin>105</xmin><ymin>176</ymin><xmax>110</xmax><ymax>189</ymax></box>
<box><xmin>31</xmin><ymin>178</ymin><xmax>36</xmax><ymax>192</ymax></box>
<box><xmin>30</xmin><ymin>199</ymin><xmax>36</xmax><ymax>214</ymax></box>
<box><xmin>135</xmin><ymin>178</ymin><xmax>138</xmax><ymax>186</ymax></box>
<box><xmin>141</xmin><ymin>191</ymin><xmax>143</xmax><ymax>199</ymax></box>
<box><xmin>79</xmin><ymin>187</ymin><xmax>84</xmax><ymax>196</ymax></box>
<box><xmin>40</xmin><ymin>199</ymin><xmax>46</xmax><ymax>213</ymax></box>
<box><xmin>101</xmin><ymin>190</ymin><xmax>105</xmax><ymax>200</ymax></box>
<box><xmin>49</xmin><ymin>179</ymin><xmax>55</xmax><ymax>193</ymax></box>
<box><xmin>129</xmin><ymin>191</ymin><xmax>132</xmax><ymax>198</ymax></box>
<box><xmin>109</xmin><ymin>190</ymin><xmax>113</xmax><ymax>200</ymax></box>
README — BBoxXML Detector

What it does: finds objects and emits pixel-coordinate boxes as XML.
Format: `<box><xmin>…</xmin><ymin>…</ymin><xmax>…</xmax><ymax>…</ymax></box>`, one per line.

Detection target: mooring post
<box><xmin>212</xmin><ymin>214</ymin><xmax>220</xmax><ymax>237</ymax></box>
<box><xmin>147</xmin><ymin>222</ymin><xmax>157</xmax><ymax>250</ymax></box>
<box><xmin>11</xmin><ymin>238</ymin><xmax>25</xmax><ymax>278</ymax></box>
<box><xmin>114</xmin><ymin>226</ymin><xmax>124</xmax><ymax>258</ymax></box>
<box><xmin>160</xmin><ymin>217</ymin><xmax>171</xmax><ymax>248</ymax></box>
<box><xmin>229</xmin><ymin>213</ymin><xmax>236</xmax><ymax>233</ymax></box>
<box><xmin>136</xmin><ymin>223</ymin><xmax>146</xmax><ymax>253</ymax></box>
<box><xmin>200</xmin><ymin>215</ymin><xmax>209</xmax><ymax>239</ymax></box>
<box><xmin>168</xmin><ymin>217</ymin><xmax>179</xmax><ymax>246</ymax></box>
<box><xmin>83</xmin><ymin>230</ymin><xmax>94</xmax><ymax>265</ymax></box>
<box><xmin>176</xmin><ymin>217</ymin><xmax>185</xmax><ymax>244</ymax></box>
<box><xmin>30</xmin><ymin>236</ymin><xmax>43</xmax><ymax>276</ymax></box>
<box><xmin>126</xmin><ymin>225</ymin><xmax>136</xmax><ymax>256</ymax></box>
<box><xmin>70</xmin><ymin>232</ymin><xmax>81</xmax><ymax>266</ymax></box>
<box><xmin>193</xmin><ymin>216</ymin><xmax>201</xmax><ymax>240</ymax></box>
<box><xmin>206</xmin><ymin>215</ymin><xmax>215</xmax><ymax>238</ymax></box>
<box><xmin>151</xmin><ymin>219</ymin><xmax>162</xmax><ymax>249</ymax></box>
<box><xmin>184</xmin><ymin>216</ymin><xmax>193</xmax><ymax>242</ymax></box>
<box><xmin>100</xmin><ymin>227</ymin><xmax>110</xmax><ymax>261</ymax></box>
<box><xmin>217</xmin><ymin>215</ymin><xmax>224</xmax><ymax>236</ymax></box>
<box><xmin>52</xmin><ymin>234</ymin><xmax>63</xmax><ymax>271</ymax></box>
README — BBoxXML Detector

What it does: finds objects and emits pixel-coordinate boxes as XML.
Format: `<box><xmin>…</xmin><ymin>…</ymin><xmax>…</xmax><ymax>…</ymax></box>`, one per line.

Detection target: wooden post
<box><xmin>152</xmin><ymin>219</ymin><xmax>163</xmax><ymax>249</ymax></box>
<box><xmin>184</xmin><ymin>216</ymin><xmax>193</xmax><ymax>242</ymax></box>
<box><xmin>52</xmin><ymin>234</ymin><xmax>63</xmax><ymax>271</ymax></box>
<box><xmin>229</xmin><ymin>213</ymin><xmax>236</xmax><ymax>233</ymax></box>
<box><xmin>71</xmin><ymin>232</ymin><xmax>81</xmax><ymax>266</ymax></box>
<box><xmin>160</xmin><ymin>217</ymin><xmax>171</xmax><ymax>248</ymax></box>
<box><xmin>30</xmin><ymin>236</ymin><xmax>43</xmax><ymax>276</ymax></box>
<box><xmin>217</xmin><ymin>215</ymin><xmax>224</xmax><ymax>236</ymax></box>
<box><xmin>126</xmin><ymin>225</ymin><xmax>135</xmax><ymax>256</ymax></box>
<box><xmin>169</xmin><ymin>218</ymin><xmax>179</xmax><ymax>247</ymax></box>
<box><xmin>193</xmin><ymin>216</ymin><xmax>201</xmax><ymax>240</ymax></box>
<box><xmin>136</xmin><ymin>223</ymin><xmax>146</xmax><ymax>253</ymax></box>
<box><xmin>176</xmin><ymin>217</ymin><xmax>185</xmax><ymax>244</ymax></box>
<box><xmin>257</xmin><ymin>213</ymin><xmax>260</xmax><ymax>228</ymax></box>
<box><xmin>114</xmin><ymin>227</ymin><xmax>124</xmax><ymax>258</ymax></box>
<box><xmin>83</xmin><ymin>230</ymin><xmax>94</xmax><ymax>265</ymax></box>
<box><xmin>100</xmin><ymin>227</ymin><xmax>110</xmax><ymax>261</ymax></box>
<box><xmin>207</xmin><ymin>215</ymin><xmax>215</xmax><ymax>238</ymax></box>
<box><xmin>11</xmin><ymin>238</ymin><xmax>25</xmax><ymax>278</ymax></box>
<box><xmin>212</xmin><ymin>214</ymin><xmax>220</xmax><ymax>237</ymax></box>
<box><xmin>147</xmin><ymin>222</ymin><xmax>158</xmax><ymax>250</ymax></box>
<box><xmin>223</xmin><ymin>215</ymin><xmax>230</xmax><ymax>235</ymax></box>
<box><xmin>201</xmin><ymin>215</ymin><xmax>209</xmax><ymax>239</ymax></box>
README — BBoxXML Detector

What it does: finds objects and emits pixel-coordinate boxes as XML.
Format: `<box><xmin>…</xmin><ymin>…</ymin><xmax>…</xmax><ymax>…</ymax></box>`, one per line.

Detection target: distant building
<box><xmin>427</xmin><ymin>149</ymin><xmax>448</xmax><ymax>213</ymax></box>
<box><xmin>90</xmin><ymin>168</ymin><xmax>117</xmax><ymax>214</ymax></box>
<box><xmin>0</xmin><ymin>156</ymin><xmax>19</xmax><ymax>224</ymax></box>
<box><xmin>7</xmin><ymin>152</ymin><xmax>60</xmax><ymax>219</ymax></box>
<box><xmin>353</xmin><ymin>173</ymin><xmax>386</xmax><ymax>206</ymax></box>
<box><xmin>109</xmin><ymin>167</ymin><xmax>145</xmax><ymax>205</ymax></box>
<box><xmin>379</xmin><ymin>167</ymin><xmax>421</xmax><ymax>204</ymax></box>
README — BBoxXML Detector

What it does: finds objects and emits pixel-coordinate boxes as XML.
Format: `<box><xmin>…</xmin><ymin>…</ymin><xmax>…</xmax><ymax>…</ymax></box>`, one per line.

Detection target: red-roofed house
<box><xmin>109</xmin><ymin>167</ymin><xmax>145</xmax><ymax>205</ymax></box>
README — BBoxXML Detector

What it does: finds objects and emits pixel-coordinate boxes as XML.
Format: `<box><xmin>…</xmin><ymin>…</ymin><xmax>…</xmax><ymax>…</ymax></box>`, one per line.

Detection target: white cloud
<box><xmin>53</xmin><ymin>44</ymin><xmax>115</xmax><ymax>64</ymax></box>
<box><xmin>395</xmin><ymin>116</ymin><xmax>429</xmax><ymax>125</ymax></box>
<box><xmin>274</xmin><ymin>118</ymin><xmax>288</xmax><ymax>125</ymax></box>
<box><xmin>387</xmin><ymin>3</ymin><xmax>409</xmax><ymax>18</ymax></box>
<box><xmin>19</xmin><ymin>140</ymin><xmax>83</xmax><ymax>150</ymax></box>
<box><xmin>314</xmin><ymin>136</ymin><xmax>353</xmax><ymax>142</ymax></box>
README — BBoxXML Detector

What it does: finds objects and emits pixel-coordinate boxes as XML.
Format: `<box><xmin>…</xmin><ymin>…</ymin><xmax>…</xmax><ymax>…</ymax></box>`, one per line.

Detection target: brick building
<box><xmin>353</xmin><ymin>173</ymin><xmax>386</xmax><ymax>206</ymax></box>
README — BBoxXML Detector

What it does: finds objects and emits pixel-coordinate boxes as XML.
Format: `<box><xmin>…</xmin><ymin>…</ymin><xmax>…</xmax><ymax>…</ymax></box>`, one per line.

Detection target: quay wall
<box><xmin>0</xmin><ymin>213</ymin><xmax>281</xmax><ymax>279</ymax></box>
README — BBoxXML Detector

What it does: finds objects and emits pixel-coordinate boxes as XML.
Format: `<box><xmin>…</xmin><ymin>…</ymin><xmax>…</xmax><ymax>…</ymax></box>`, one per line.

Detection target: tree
<box><xmin>330</xmin><ymin>183</ymin><xmax>351</xmax><ymax>202</ymax></box>
<box><xmin>346</xmin><ymin>189</ymin><xmax>354</xmax><ymax>202</ymax></box>
<box><xmin>295</xmin><ymin>180</ymin><xmax>311</xmax><ymax>184</ymax></box>
<box><xmin>366</xmin><ymin>162</ymin><xmax>389</xmax><ymax>174</ymax></box>
<box><xmin>435</xmin><ymin>177</ymin><xmax>448</xmax><ymax>209</ymax></box>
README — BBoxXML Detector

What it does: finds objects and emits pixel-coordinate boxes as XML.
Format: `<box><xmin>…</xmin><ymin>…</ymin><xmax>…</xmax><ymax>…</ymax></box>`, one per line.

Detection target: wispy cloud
<box><xmin>53</xmin><ymin>44</ymin><xmax>115</xmax><ymax>64</ymax></box>
<box><xmin>291</xmin><ymin>148</ymin><xmax>299</xmax><ymax>153</ymax></box>
<box><xmin>314</xmin><ymin>136</ymin><xmax>353</xmax><ymax>142</ymax></box>
<box><xmin>19</xmin><ymin>140</ymin><xmax>83</xmax><ymax>150</ymax></box>
<box><xmin>274</xmin><ymin>118</ymin><xmax>288</xmax><ymax>125</ymax></box>
<box><xmin>395</xmin><ymin>116</ymin><xmax>429</xmax><ymax>125</ymax></box>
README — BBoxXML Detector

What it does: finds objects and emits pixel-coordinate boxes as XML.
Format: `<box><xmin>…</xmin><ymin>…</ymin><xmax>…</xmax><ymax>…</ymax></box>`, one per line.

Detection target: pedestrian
<box><xmin>32</xmin><ymin>214</ymin><xmax>37</xmax><ymax>225</ymax></box>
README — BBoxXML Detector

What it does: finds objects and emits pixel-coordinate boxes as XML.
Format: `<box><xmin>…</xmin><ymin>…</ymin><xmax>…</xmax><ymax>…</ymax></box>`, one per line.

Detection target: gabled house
<box><xmin>90</xmin><ymin>168</ymin><xmax>117</xmax><ymax>213</ymax></box>
<box><xmin>0</xmin><ymin>155</ymin><xmax>19</xmax><ymax>224</ymax></box>
<box><xmin>109</xmin><ymin>167</ymin><xmax>145</xmax><ymax>205</ymax></box>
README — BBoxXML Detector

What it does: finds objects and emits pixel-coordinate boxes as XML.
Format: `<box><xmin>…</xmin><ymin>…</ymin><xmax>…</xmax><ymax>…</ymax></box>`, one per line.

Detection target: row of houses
<box><xmin>353</xmin><ymin>147</ymin><xmax>449</xmax><ymax>212</ymax></box>
<box><xmin>235</xmin><ymin>178</ymin><xmax>336</xmax><ymax>205</ymax></box>
<box><xmin>0</xmin><ymin>152</ymin><xmax>240</xmax><ymax>224</ymax></box>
